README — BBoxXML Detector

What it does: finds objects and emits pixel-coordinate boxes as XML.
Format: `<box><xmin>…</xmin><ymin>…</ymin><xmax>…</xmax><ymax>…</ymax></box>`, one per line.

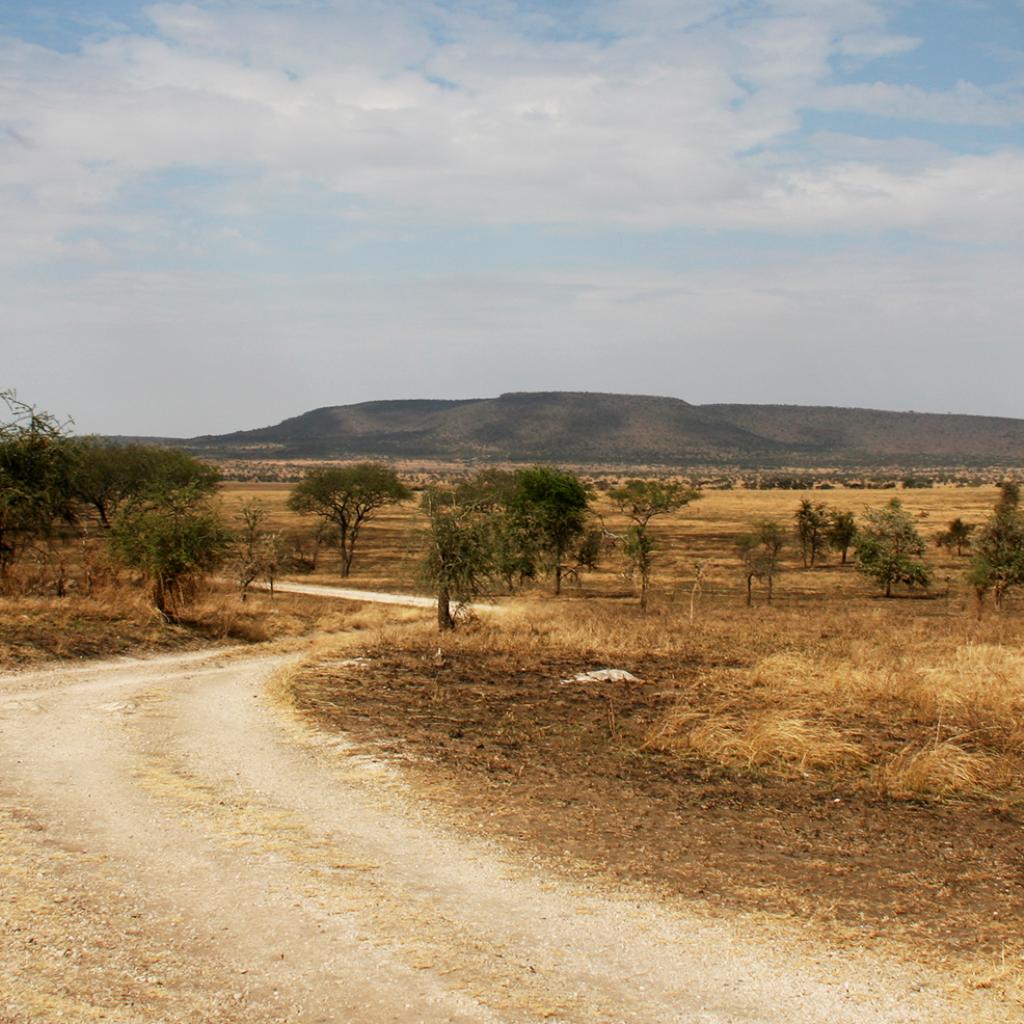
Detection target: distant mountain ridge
<box><xmin>179</xmin><ymin>392</ymin><xmax>1024</xmax><ymax>467</ymax></box>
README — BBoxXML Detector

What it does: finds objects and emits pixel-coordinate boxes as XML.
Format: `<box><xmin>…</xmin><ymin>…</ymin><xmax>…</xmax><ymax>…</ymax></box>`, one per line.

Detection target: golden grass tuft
<box><xmin>878</xmin><ymin>742</ymin><xmax>1011</xmax><ymax>799</ymax></box>
<box><xmin>647</xmin><ymin>702</ymin><xmax>865</xmax><ymax>774</ymax></box>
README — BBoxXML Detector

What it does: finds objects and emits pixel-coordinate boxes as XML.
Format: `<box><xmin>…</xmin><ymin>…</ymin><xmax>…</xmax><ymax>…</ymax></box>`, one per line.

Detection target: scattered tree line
<box><xmin>0</xmin><ymin>392</ymin><xmax>235</xmax><ymax>614</ymax></box>
<box><xmin>5</xmin><ymin>391</ymin><xmax>1024</xmax><ymax>628</ymax></box>
<box><xmin>733</xmin><ymin>484</ymin><xmax>1024</xmax><ymax>607</ymax></box>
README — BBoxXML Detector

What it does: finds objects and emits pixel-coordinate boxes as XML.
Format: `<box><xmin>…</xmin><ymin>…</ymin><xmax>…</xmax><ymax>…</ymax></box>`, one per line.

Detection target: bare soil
<box><xmin>289</xmin><ymin>637</ymin><xmax>1024</xmax><ymax>990</ymax></box>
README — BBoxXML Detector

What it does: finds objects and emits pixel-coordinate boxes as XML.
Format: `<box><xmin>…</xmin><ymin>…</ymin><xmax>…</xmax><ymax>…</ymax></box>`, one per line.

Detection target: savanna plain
<box><xmin>3</xmin><ymin>472</ymin><xmax>1024</xmax><ymax>1022</ymax></box>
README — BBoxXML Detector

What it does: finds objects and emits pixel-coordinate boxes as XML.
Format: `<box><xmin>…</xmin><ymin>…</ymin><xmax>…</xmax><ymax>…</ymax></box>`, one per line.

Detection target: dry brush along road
<box><xmin>0</xmin><ymin>591</ymin><xmax>996</xmax><ymax>1022</ymax></box>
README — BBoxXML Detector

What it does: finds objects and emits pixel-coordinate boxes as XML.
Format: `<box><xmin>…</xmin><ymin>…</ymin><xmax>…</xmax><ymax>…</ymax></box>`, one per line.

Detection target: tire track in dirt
<box><xmin>0</xmin><ymin>648</ymin><xmax>976</xmax><ymax>1023</ymax></box>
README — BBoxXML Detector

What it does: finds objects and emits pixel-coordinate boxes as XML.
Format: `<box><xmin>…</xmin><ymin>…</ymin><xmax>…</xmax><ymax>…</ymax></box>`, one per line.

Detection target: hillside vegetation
<box><xmin>181</xmin><ymin>392</ymin><xmax>1024</xmax><ymax>467</ymax></box>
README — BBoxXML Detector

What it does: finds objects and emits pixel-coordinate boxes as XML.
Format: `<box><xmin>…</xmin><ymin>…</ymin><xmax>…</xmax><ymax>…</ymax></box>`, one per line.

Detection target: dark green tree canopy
<box><xmin>108</xmin><ymin>484</ymin><xmax>231</xmax><ymax>616</ymax></box>
<box><xmin>507</xmin><ymin>466</ymin><xmax>591</xmax><ymax>594</ymax></box>
<box><xmin>997</xmin><ymin>480</ymin><xmax>1021</xmax><ymax>513</ymax></box>
<box><xmin>935</xmin><ymin>517</ymin><xmax>976</xmax><ymax>556</ymax></box>
<box><xmin>826</xmin><ymin>510</ymin><xmax>858</xmax><ymax>564</ymax></box>
<box><xmin>288</xmin><ymin>462</ymin><xmax>411</xmax><ymax>577</ymax></box>
<box><xmin>794</xmin><ymin>498</ymin><xmax>830</xmax><ymax>567</ymax></box>
<box><xmin>968</xmin><ymin>497</ymin><xmax>1024</xmax><ymax>607</ymax></box>
<box><xmin>72</xmin><ymin>439</ymin><xmax>219</xmax><ymax>527</ymax></box>
<box><xmin>420</xmin><ymin>482</ymin><xmax>504</xmax><ymax>630</ymax></box>
<box><xmin>854</xmin><ymin>499</ymin><xmax>931</xmax><ymax>597</ymax></box>
<box><xmin>0</xmin><ymin>390</ymin><xmax>78</xmax><ymax>573</ymax></box>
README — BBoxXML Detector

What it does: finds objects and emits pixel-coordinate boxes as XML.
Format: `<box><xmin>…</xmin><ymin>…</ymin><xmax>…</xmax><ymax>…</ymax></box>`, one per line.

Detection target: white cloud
<box><xmin>2</xmin><ymin>1</ymin><xmax>1022</xmax><ymax>433</ymax></box>
<box><xmin>1</xmin><ymin>0</ymin><xmax>1020</xmax><ymax>263</ymax></box>
<box><xmin>814</xmin><ymin>80</ymin><xmax>1024</xmax><ymax>125</ymax></box>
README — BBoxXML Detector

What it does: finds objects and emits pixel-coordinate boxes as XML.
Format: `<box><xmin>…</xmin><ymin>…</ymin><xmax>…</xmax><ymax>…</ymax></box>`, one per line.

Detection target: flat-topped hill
<box><xmin>179</xmin><ymin>392</ymin><xmax>1024</xmax><ymax>467</ymax></box>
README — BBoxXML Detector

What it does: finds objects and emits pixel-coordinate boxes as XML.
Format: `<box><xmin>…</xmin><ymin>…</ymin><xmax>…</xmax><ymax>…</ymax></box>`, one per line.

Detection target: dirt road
<box><xmin>265</xmin><ymin>580</ymin><xmax>499</xmax><ymax>615</ymax></box>
<box><xmin>0</xmin><ymin>648</ymin><xmax>970</xmax><ymax>1023</ymax></box>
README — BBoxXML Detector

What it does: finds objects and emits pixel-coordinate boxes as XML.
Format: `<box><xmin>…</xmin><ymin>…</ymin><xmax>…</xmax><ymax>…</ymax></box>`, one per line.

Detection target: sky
<box><xmin>2</xmin><ymin>0</ymin><xmax>1023</xmax><ymax>436</ymax></box>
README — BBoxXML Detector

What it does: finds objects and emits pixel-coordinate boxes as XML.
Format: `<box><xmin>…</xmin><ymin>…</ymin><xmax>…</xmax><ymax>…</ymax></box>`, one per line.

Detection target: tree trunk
<box><xmin>554</xmin><ymin>562</ymin><xmax>562</xmax><ymax>596</ymax></box>
<box><xmin>339</xmin><ymin>530</ymin><xmax>355</xmax><ymax>578</ymax></box>
<box><xmin>153</xmin><ymin>579</ymin><xmax>170</xmax><ymax>617</ymax></box>
<box><xmin>885</xmin><ymin>577</ymin><xmax>893</xmax><ymax>598</ymax></box>
<box><xmin>639</xmin><ymin>573</ymin><xmax>649</xmax><ymax>612</ymax></box>
<box><xmin>437</xmin><ymin>585</ymin><xmax>455</xmax><ymax>630</ymax></box>
<box><xmin>746</xmin><ymin>575</ymin><xmax>753</xmax><ymax>607</ymax></box>
<box><xmin>766</xmin><ymin>574</ymin><xmax>773</xmax><ymax>604</ymax></box>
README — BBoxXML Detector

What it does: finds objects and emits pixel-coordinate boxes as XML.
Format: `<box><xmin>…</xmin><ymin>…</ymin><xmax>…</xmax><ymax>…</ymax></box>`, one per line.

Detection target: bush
<box><xmin>108</xmin><ymin>485</ymin><xmax>231</xmax><ymax>617</ymax></box>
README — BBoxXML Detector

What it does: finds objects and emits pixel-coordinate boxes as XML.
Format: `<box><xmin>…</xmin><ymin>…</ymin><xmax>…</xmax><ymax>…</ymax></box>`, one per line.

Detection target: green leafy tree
<box><xmin>736</xmin><ymin>519</ymin><xmax>786</xmax><ymax>606</ymax></box>
<box><xmin>72</xmin><ymin>440</ymin><xmax>218</xmax><ymax>528</ymax></box>
<box><xmin>997</xmin><ymin>481</ymin><xmax>1021</xmax><ymax>512</ymax></box>
<box><xmin>421</xmin><ymin>483</ymin><xmax>503</xmax><ymax>630</ymax></box>
<box><xmin>968</xmin><ymin>496</ymin><xmax>1024</xmax><ymax>609</ymax></box>
<box><xmin>508</xmin><ymin>466</ymin><xmax>591</xmax><ymax>595</ymax></box>
<box><xmin>854</xmin><ymin>499</ymin><xmax>931</xmax><ymax>597</ymax></box>
<box><xmin>564</xmin><ymin>527</ymin><xmax>604</xmax><ymax>589</ymax></box>
<box><xmin>0</xmin><ymin>390</ymin><xmax>78</xmax><ymax>578</ymax></box>
<box><xmin>609</xmin><ymin>479</ymin><xmax>700</xmax><ymax>610</ymax></box>
<box><xmin>288</xmin><ymin>462</ymin><xmax>411</xmax><ymax>578</ymax></box>
<box><xmin>108</xmin><ymin>485</ymin><xmax>231</xmax><ymax>617</ymax></box>
<box><xmin>456</xmin><ymin>469</ymin><xmax>537</xmax><ymax>592</ymax></box>
<box><xmin>935</xmin><ymin>517</ymin><xmax>976</xmax><ymax>557</ymax></box>
<box><xmin>826</xmin><ymin>510</ymin><xmax>857</xmax><ymax>564</ymax></box>
<box><xmin>794</xmin><ymin>498</ymin><xmax>830</xmax><ymax>567</ymax></box>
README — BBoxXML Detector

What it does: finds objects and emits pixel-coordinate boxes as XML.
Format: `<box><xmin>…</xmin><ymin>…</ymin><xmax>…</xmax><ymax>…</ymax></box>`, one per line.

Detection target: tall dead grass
<box><xmin>329</xmin><ymin>597</ymin><xmax>1024</xmax><ymax>800</ymax></box>
<box><xmin>647</xmin><ymin>703</ymin><xmax>866</xmax><ymax>774</ymax></box>
<box><xmin>639</xmin><ymin>607</ymin><xmax>1024</xmax><ymax>798</ymax></box>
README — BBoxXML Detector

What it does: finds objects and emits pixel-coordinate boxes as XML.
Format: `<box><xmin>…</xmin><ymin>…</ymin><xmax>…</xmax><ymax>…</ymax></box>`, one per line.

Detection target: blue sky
<box><xmin>2</xmin><ymin>1</ymin><xmax>1023</xmax><ymax>434</ymax></box>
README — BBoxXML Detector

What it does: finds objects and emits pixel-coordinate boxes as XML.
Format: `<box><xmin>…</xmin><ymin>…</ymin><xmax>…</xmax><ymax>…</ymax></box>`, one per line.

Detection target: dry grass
<box><xmin>286</xmin><ymin>597</ymin><xmax>1024</xmax><ymax>1005</ymax></box>
<box><xmin>6</xmin><ymin>480</ymin><xmax>1024</xmax><ymax>803</ymax></box>
<box><xmin>277</xmin><ymin>589</ymin><xmax>1024</xmax><ymax>802</ymax></box>
<box><xmin>649</xmin><ymin>706</ymin><xmax>866</xmax><ymax>774</ymax></box>
<box><xmin>643</xmin><ymin>618</ymin><xmax>1024</xmax><ymax>799</ymax></box>
<box><xmin>878</xmin><ymin>741</ymin><xmax>1010</xmax><ymax>799</ymax></box>
<box><xmin>0</xmin><ymin>581</ymin><xmax>389</xmax><ymax>667</ymax></box>
<box><xmin>217</xmin><ymin>480</ymin><xmax>1011</xmax><ymax>602</ymax></box>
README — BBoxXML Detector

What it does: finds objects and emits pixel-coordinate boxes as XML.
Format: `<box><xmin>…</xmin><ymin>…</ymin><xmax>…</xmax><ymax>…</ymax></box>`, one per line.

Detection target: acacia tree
<box><xmin>826</xmin><ymin>510</ymin><xmax>858</xmax><ymax>564</ymax></box>
<box><xmin>230</xmin><ymin>500</ymin><xmax>287</xmax><ymax>601</ymax></box>
<box><xmin>935</xmin><ymin>517</ymin><xmax>976</xmax><ymax>557</ymax></box>
<box><xmin>854</xmin><ymin>499</ymin><xmax>931</xmax><ymax>597</ymax></box>
<box><xmin>421</xmin><ymin>482</ymin><xmax>503</xmax><ymax>630</ymax></box>
<box><xmin>508</xmin><ymin>466</ymin><xmax>591</xmax><ymax>595</ymax></box>
<box><xmin>288</xmin><ymin>462</ymin><xmax>411</xmax><ymax>578</ymax></box>
<box><xmin>72</xmin><ymin>440</ymin><xmax>219</xmax><ymax>528</ymax></box>
<box><xmin>108</xmin><ymin>484</ymin><xmax>231</xmax><ymax>617</ymax></box>
<box><xmin>736</xmin><ymin>519</ymin><xmax>786</xmax><ymax>606</ymax></box>
<box><xmin>968</xmin><ymin>489</ymin><xmax>1024</xmax><ymax>609</ymax></box>
<box><xmin>794</xmin><ymin>498</ymin><xmax>830</xmax><ymax>567</ymax></box>
<box><xmin>0</xmin><ymin>390</ymin><xmax>78</xmax><ymax>582</ymax></box>
<box><xmin>998</xmin><ymin>481</ymin><xmax>1021</xmax><ymax>511</ymax></box>
<box><xmin>609</xmin><ymin>479</ymin><xmax>700</xmax><ymax>610</ymax></box>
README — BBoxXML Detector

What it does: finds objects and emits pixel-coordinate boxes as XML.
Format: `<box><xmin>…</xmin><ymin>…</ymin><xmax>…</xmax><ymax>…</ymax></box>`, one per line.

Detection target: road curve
<box><xmin>265</xmin><ymin>579</ymin><xmax>500</xmax><ymax>615</ymax></box>
<box><xmin>0</xmin><ymin>649</ymin><xmax>965</xmax><ymax>1023</ymax></box>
